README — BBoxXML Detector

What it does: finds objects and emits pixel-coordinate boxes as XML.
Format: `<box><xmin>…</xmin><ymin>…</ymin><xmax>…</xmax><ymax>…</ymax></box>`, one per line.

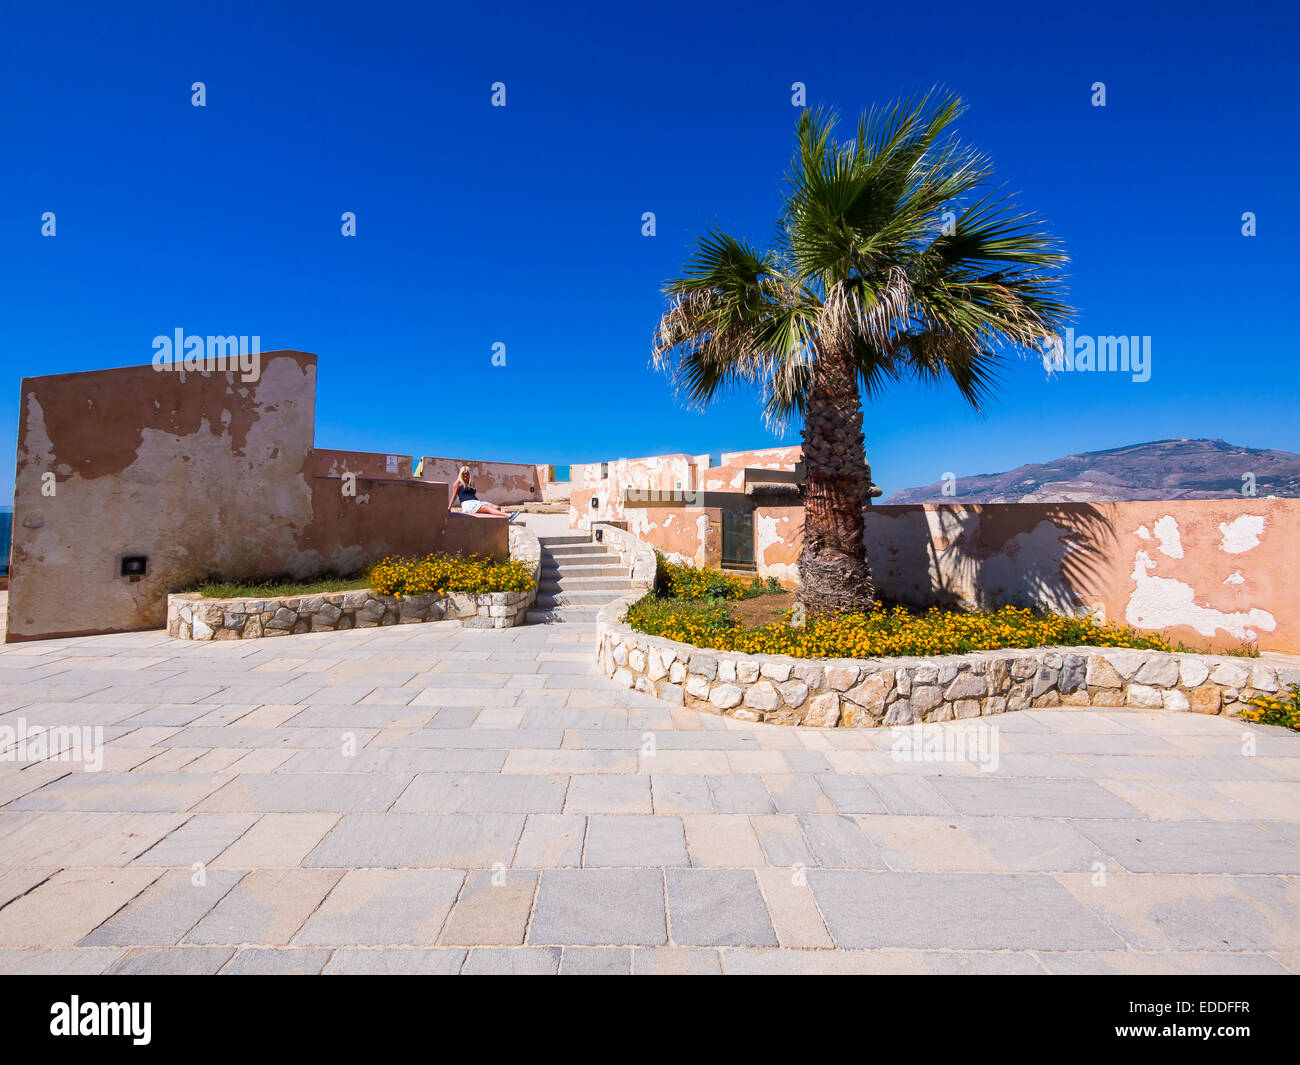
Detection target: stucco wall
<box><xmin>625</xmin><ymin>506</ymin><xmax>721</xmax><ymax>568</ymax></box>
<box><xmin>588</xmin><ymin>493</ymin><xmax>1299</xmax><ymax>653</ymax></box>
<box><xmin>417</xmin><ymin>456</ymin><xmax>543</xmax><ymax>506</ymax></box>
<box><xmin>7</xmin><ymin>353</ymin><xmax>504</xmax><ymax>641</ymax></box>
<box><xmin>571</xmin><ymin>447</ymin><xmax>801</xmax><ymax>530</ymax></box>
<box><xmin>753</xmin><ymin>504</ymin><xmax>803</xmax><ymax>586</ymax></box>
<box><xmin>864</xmin><ymin>500</ymin><xmax>1300</xmax><ymax>653</ymax></box>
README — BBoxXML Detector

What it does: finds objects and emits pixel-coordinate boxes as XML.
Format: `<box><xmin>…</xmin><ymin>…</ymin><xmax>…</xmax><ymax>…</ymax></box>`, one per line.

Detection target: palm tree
<box><xmin>652</xmin><ymin>92</ymin><xmax>1071</xmax><ymax>615</ymax></box>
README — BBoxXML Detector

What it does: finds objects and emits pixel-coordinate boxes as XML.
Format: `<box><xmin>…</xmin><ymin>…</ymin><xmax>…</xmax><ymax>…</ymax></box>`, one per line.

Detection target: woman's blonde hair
<box><xmin>457</xmin><ymin>465</ymin><xmax>473</xmax><ymax>486</ymax></box>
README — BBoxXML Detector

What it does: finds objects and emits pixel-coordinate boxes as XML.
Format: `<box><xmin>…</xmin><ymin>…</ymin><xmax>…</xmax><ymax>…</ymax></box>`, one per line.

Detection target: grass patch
<box><xmin>188</xmin><ymin>574</ymin><xmax>369</xmax><ymax>599</ymax></box>
<box><xmin>624</xmin><ymin>595</ymin><xmax>1172</xmax><ymax>659</ymax></box>
<box><xmin>1172</xmin><ymin>638</ymin><xmax>1261</xmax><ymax>658</ymax></box>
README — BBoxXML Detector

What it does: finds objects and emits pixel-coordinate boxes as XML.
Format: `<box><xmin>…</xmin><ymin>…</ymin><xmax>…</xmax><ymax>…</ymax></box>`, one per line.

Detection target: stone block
<box><xmin>803</xmin><ymin>692</ymin><xmax>841</xmax><ymax>728</ymax></box>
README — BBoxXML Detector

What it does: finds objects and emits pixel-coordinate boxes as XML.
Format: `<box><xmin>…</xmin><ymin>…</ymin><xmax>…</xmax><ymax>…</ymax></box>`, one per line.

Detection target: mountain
<box><xmin>881</xmin><ymin>439</ymin><xmax>1300</xmax><ymax>505</ymax></box>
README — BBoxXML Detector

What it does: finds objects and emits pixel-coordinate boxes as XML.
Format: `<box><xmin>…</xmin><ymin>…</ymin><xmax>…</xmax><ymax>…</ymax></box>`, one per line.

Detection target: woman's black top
<box><xmin>455</xmin><ymin>483</ymin><xmax>477</xmax><ymax>503</ymax></box>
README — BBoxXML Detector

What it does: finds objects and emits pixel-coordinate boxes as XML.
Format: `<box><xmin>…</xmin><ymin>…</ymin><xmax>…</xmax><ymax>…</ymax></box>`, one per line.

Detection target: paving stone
<box><xmin>393</xmin><ymin>773</ymin><xmax>568</xmax><ymax>814</ymax></box>
<box><xmin>563</xmin><ymin>775</ymin><xmax>652</xmax><ymax>814</ymax></box>
<box><xmin>0</xmin><ymin>948</ymin><xmax>126</xmax><ymax>975</ymax></box>
<box><xmin>796</xmin><ymin>815</ymin><xmax>883</xmax><ymax>869</ymax></box>
<box><xmin>195</xmin><ymin>773</ymin><xmax>413</xmax><ymax>813</ymax></box>
<box><xmin>751</xmin><ymin>815</ymin><xmax>815</xmax><ymax>868</ymax></box>
<box><xmin>0</xmin><ymin>868</ymin><xmax>161</xmax><ymax>948</ymax></box>
<box><xmin>584</xmin><ymin>815</ymin><xmax>688</xmax><ymax>867</ymax></box>
<box><xmin>721</xmin><ymin>948</ymin><xmax>929</xmax><ymax>974</ymax></box>
<box><xmin>1069</xmin><ymin>821</ymin><xmax>1300</xmax><ymax>875</ymax></box>
<box><xmin>1055</xmin><ymin>871</ymin><xmax>1300</xmax><ymax>952</ymax></box>
<box><xmin>304</xmin><ymin>814</ymin><xmax>525</xmax><ymax>869</ymax></box>
<box><xmin>530</xmin><ymin>870</ymin><xmax>667</xmax><ymax>946</ymax></box>
<box><xmin>186</xmin><ymin>868</ymin><xmax>343</xmax><ymax>945</ymax></box>
<box><xmin>632</xmin><ymin>948</ymin><xmax>723</xmax><ymax>974</ymax></box>
<box><xmin>650</xmin><ymin>775</ymin><xmax>715</xmax><ymax>814</ymax></box>
<box><xmin>682</xmin><ymin>814</ymin><xmax>767</xmax><ymax>867</ymax></box>
<box><xmin>107</xmin><ymin>946</ymin><xmax>236</xmax><ymax>974</ymax></box>
<box><xmin>82</xmin><ymin>869</ymin><xmax>246</xmax><ymax>946</ymax></box>
<box><xmin>754</xmin><ymin>867</ymin><xmax>833</xmax><ymax>949</ymax></box>
<box><xmin>708</xmin><ymin>775</ymin><xmax>776</xmax><ymax>814</ymax></box>
<box><xmin>440</xmin><ymin>870</ymin><xmax>537</xmax><ymax>946</ymax></box>
<box><xmin>211</xmin><ymin>814</ymin><xmax>339</xmax><ymax>868</ymax></box>
<box><xmin>8</xmin><ymin>772</ymin><xmax>231</xmax><ymax>812</ymax></box>
<box><xmin>559</xmin><ymin>947</ymin><xmax>632</xmax><ymax>974</ymax></box>
<box><xmin>856</xmin><ymin>815</ymin><xmax>1105</xmax><ymax>873</ymax></box>
<box><xmin>221</xmin><ymin>947</ymin><xmax>333</xmax><ymax>974</ymax></box>
<box><xmin>666</xmin><ymin>869</ymin><xmax>777</xmax><ymax>947</ymax></box>
<box><xmin>929</xmin><ymin>776</ymin><xmax>1145</xmax><ymax>819</ymax></box>
<box><xmin>296</xmin><ymin>869</ymin><xmax>465</xmax><ymax>946</ymax></box>
<box><xmin>513</xmin><ymin>814</ymin><xmax>587</xmax><ymax>867</ymax></box>
<box><xmin>462</xmin><ymin>947</ymin><xmax>561</xmax><ymax>974</ymax></box>
<box><xmin>814</xmin><ymin>773</ymin><xmax>887</xmax><ymax>814</ymax></box>
<box><xmin>323</xmin><ymin>948</ymin><xmax>467</xmax><ymax>974</ymax></box>
<box><xmin>1038</xmin><ymin>951</ymin><xmax>1290</xmax><ymax>975</ymax></box>
<box><xmin>809</xmin><ymin>871</ymin><xmax>1124</xmax><ymax>950</ymax></box>
<box><xmin>3</xmin><ymin>611</ymin><xmax>1298</xmax><ymax>973</ymax></box>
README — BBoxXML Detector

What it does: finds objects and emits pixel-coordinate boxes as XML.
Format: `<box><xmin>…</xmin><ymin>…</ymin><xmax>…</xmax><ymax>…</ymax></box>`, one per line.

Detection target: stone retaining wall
<box><xmin>168</xmin><ymin>524</ymin><xmax>543</xmax><ymax>640</ymax></box>
<box><xmin>591</xmin><ymin>522</ymin><xmax>657</xmax><ymax>588</ymax></box>
<box><xmin>597</xmin><ymin>599</ymin><xmax>1298</xmax><ymax>727</ymax></box>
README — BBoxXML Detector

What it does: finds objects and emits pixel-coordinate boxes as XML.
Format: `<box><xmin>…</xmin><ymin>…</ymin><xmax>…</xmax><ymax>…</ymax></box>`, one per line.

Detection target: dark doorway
<box><xmin>722</xmin><ymin>509</ymin><xmax>755</xmax><ymax>569</ymax></box>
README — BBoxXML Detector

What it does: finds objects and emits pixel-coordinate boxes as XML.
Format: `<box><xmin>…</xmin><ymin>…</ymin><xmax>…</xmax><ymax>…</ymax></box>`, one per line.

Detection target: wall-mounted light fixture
<box><xmin>590</xmin><ymin>497</ymin><xmax>600</xmax><ymax>509</ymax></box>
<box><xmin>594</xmin><ymin>528</ymin><xmax>603</xmax><ymax>542</ymax></box>
<box><xmin>120</xmin><ymin>556</ymin><xmax>148</xmax><ymax>581</ymax></box>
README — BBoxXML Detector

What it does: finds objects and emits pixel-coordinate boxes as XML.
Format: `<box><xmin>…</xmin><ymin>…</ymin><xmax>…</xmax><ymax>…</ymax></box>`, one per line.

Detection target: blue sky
<box><xmin>1</xmin><ymin>1</ymin><xmax>1297</xmax><ymax>500</ymax></box>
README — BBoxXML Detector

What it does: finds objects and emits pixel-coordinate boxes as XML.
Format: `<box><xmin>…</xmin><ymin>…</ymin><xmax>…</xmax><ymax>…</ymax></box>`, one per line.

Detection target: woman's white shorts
<box><xmin>461</xmin><ymin>499</ymin><xmax>485</xmax><ymax>514</ymax></box>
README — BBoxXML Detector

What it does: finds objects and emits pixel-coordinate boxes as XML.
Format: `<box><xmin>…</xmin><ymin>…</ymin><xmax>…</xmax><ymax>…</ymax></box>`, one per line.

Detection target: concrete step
<box><xmin>535</xmin><ymin>591</ymin><xmax>630</xmax><ymax>608</ymax></box>
<box><xmin>537</xmin><ymin>535</ymin><xmax>589</xmax><ymax>546</ymax></box>
<box><xmin>526</xmin><ymin>607</ymin><xmax>603</xmax><ymax>624</ymax></box>
<box><xmin>541</xmin><ymin>544</ymin><xmax>609</xmax><ymax>557</ymax></box>
<box><xmin>540</xmin><ymin>553</ymin><xmax>620</xmax><ymax>567</ymax></box>
<box><xmin>537</xmin><ymin>577</ymin><xmax>638</xmax><ymax>592</ymax></box>
<box><xmin>540</xmin><ymin>565</ymin><xmax>625</xmax><ymax>578</ymax></box>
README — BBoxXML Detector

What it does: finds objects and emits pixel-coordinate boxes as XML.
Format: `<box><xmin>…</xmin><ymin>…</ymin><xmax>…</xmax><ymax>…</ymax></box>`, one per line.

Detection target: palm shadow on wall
<box><xmin>868</xmin><ymin>503</ymin><xmax>1117</xmax><ymax>616</ymax></box>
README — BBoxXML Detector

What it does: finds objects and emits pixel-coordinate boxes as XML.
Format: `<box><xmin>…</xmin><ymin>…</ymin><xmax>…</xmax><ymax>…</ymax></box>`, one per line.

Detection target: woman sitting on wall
<box><xmin>451</xmin><ymin>466</ymin><xmax>511</xmax><ymax>518</ymax></box>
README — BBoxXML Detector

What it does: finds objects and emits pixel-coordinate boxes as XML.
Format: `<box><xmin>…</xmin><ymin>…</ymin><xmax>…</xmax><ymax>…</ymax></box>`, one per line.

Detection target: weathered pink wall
<box><xmin>571</xmin><ymin>447</ymin><xmax>801</xmax><ymax>529</ymax></box>
<box><xmin>8</xmin><ymin>355</ymin><xmax>504</xmax><ymax>641</ymax></box>
<box><xmin>609</xmin><ymin>491</ymin><xmax>1300</xmax><ymax>652</ymax></box>
<box><xmin>753</xmin><ymin>504</ymin><xmax>803</xmax><ymax>586</ymax></box>
<box><xmin>626</xmin><ymin>506</ymin><xmax>721</xmax><ymax>568</ymax></box>
<box><xmin>864</xmin><ymin>500</ymin><xmax>1300</xmax><ymax>653</ymax></box>
<box><xmin>418</xmin><ymin>456</ymin><xmax>542</xmax><ymax>506</ymax></box>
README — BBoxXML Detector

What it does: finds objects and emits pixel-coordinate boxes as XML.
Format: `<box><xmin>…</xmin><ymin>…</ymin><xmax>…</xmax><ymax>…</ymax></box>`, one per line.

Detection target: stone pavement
<box><xmin>0</xmin><ymin>614</ymin><xmax>1297</xmax><ymax>975</ymax></box>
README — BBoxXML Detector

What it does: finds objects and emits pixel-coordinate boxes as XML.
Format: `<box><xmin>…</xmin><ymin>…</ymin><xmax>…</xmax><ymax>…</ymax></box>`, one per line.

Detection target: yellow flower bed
<box><xmin>656</xmin><ymin>555</ymin><xmax>780</xmax><ymax>601</ymax></box>
<box><xmin>1241</xmin><ymin>684</ymin><xmax>1300</xmax><ymax>731</ymax></box>
<box><xmin>624</xmin><ymin>598</ymin><xmax>1171</xmax><ymax>659</ymax></box>
<box><xmin>365</xmin><ymin>553</ymin><xmax>534</xmax><ymax>598</ymax></box>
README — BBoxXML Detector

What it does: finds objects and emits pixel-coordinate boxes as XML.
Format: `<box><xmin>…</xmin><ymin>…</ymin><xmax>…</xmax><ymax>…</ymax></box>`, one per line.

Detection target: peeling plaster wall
<box><xmin>9</xmin><ymin>352</ymin><xmax>319</xmax><ymax>640</ymax></box>
<box><xmin>864</xmin><ymin>500</ymin><xmax>1300</xmax><ymax>654</ymax></box>
<box><xmin>625</xmin><ymin>506</ymin><xmax>719</xmax><ymax>568</ymax></box>
<box><xmin>612</xmin><ymin>493</ymin><xmax>1298</xmax><ymax>652</ymax></box>
<box><xmin>417</xmin><ymin>456</ymin><xmax>542</xmax><ymax>506</ymax></box>
<box><xmin>7</xmin><ymin>354</ymin><xmax>504</xmax><ymax>641</ymax></box>
<box><xmin>753</xmin><ymin>504</ymin><xmax>803</xmax><ymax>586</ymax></box>
<box><xmin>570</xmin><ymin>447</ymin><xmax>801</xmax><ymax>530</ymax></box>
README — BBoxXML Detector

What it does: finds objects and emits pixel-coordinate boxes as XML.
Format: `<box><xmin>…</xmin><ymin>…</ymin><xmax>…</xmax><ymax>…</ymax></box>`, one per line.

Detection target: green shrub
<box><xmin>1242</xmin><ymin>684</ymin><xmax>1300</xmax><ymax>731</ymax></box>
<box><xmin>653</xmin><ymin>553</ymin><xmax>782</xmax><ymax>602</ymax></box>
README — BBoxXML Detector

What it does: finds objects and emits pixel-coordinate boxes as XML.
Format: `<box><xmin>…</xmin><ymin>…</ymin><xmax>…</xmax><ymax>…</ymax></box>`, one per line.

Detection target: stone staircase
<box><xmin>526</xmin><ymin>535</ymin><xmax>640</xmax><ymax>625</ymax></box>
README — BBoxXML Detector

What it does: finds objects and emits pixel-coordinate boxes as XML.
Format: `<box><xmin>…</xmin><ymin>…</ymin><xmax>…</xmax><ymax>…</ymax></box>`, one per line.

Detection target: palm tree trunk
<box><xmin>798</xmin><ymin>345</ymin><xmax>875</xmax><ymax>614</ymax></box>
